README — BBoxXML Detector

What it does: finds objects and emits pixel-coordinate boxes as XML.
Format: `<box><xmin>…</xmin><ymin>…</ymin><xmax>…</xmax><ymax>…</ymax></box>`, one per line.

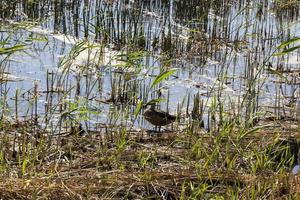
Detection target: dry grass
<box><xmin>0</xmin><ymin>117</ymin><xmax>298</xmax><ymax>199</ymax></box>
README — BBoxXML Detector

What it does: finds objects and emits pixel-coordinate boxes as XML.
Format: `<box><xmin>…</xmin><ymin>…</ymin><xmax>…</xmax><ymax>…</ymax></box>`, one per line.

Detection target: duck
<box><xmin>143</xmin><ymin>104</ymin><xmax>176</xmax><ymax>128</ymax></box>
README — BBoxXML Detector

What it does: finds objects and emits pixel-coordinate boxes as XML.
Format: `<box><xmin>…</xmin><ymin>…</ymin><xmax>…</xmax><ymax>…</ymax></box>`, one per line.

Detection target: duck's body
<box><xmin>143</xmin><ymin>104</ymin><xmax>176</xmax><ymax>127</ymax></box>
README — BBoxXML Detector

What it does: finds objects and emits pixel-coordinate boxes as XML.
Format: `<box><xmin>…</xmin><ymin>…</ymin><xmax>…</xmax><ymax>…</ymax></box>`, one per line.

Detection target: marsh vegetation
<box><xmin>0</xmin><ymin>0</ymin><xmax>300</xmax><ymax>199</ymax></box>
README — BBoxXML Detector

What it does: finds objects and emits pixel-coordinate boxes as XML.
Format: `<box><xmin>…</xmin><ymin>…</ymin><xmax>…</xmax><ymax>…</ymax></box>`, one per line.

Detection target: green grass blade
<box><xmin>278</xmin><ymin>37</ymin><xmax>300</xmax><ymax>49</ymax></box>
<box><xmin>150</xmin><ymin>69</ymin><xmax>176</xmax><ymax>89</ymax></box>
<box><xmin>274</xmin><ymin>44</ymin><xmax>300</xmax><ymax>56</ymax></box>
<box><xmin>134</xmin><ymin>100</ymin><xmax>143</xmax><ymax>118</ymax></box>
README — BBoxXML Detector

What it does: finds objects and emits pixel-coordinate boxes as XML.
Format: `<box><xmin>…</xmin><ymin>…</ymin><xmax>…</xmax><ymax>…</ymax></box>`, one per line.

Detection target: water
<box><xmin>0</xmin><ymin>0</ymin><xmax>300</xmax><ymax>130</ymax></box>
<box><xmin>292</xmin><ymin>164</ymin><xmax>300</xmax><ymax>175</ymax></box>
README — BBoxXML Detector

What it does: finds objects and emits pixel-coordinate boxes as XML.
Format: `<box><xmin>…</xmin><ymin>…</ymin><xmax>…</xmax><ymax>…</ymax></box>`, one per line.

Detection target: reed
<box><xmin>0</xmin><ymin>0</ymin><xmax>299</xmax><ymax>199</ymax></box>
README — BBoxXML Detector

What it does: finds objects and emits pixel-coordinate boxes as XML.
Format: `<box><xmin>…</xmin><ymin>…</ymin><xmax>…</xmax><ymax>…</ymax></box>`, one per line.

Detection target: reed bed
<box><xmin>0</xmin><ymin>0</ymin><xmax>300</xmax><ymax>199</ymax></box>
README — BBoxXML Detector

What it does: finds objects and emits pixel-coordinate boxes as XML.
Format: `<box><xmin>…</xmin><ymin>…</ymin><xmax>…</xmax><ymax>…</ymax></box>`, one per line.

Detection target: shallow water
<box><xmin>0</xmin><ymin>0</ymin><xmax>299</xmax><ymax>130</ymax></box>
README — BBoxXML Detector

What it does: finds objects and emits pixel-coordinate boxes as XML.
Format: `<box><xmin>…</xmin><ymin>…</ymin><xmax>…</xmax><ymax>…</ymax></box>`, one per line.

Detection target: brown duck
<box><xmin>143</xmin><ymin>104</ymin><xmax>176</xmax><ymax>127</ymax></box>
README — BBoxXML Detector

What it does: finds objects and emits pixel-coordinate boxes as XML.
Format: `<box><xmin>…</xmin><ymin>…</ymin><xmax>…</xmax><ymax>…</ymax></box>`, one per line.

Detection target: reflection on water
<box><xmin>0</xmin><ymin>0</ymin><xmax>299</xmax><ymax>131</ymax></box>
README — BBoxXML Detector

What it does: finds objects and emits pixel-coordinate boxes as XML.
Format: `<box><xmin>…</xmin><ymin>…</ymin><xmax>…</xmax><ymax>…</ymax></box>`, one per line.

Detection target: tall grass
<box><xmin>0</xmin><ymin>0</ymin><xmax>299</xmax><ymax>199</ymax></box>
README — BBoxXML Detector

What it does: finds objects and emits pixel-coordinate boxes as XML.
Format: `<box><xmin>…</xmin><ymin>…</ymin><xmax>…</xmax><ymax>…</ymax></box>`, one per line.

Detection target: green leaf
<box><xmin>150</xmin><ymin>69</ymin><xmax>177</xmax><ymax>88</ymax></box>
<box><xmin>134</xmin><ymin>100</ymin><xmax>143</xmax><ymax>118</ymax></box>
<box><xmin>239</xmin><ymin>124</ymin><xmax>272</xmax><ymax>140</ymax></box>
<box><xmin>0</xmin><ymin>44</ymin><xmax>27</xmax><ymax>55</ymax></box>
<box><xmin>0</xmin><ymin>41</ymin><xmax>7</xmax><ymax>46</ymax></box>
<box><xmin>26</xmin><ymin>36</ymin><xmax>49</xmax><ymax>42</ymax></box>
<box><xmin>278</xmin><ymin>37</ymin><xmax>300</xmax><ymax>49</ymax></box>
<box><xmin>22</xmin><ymin>158</ymin><xmax>29</xmax><ymax>175</ymax></box>
<box><xmin>274</xmin><ymin>44</ymin><xmax>300</xmax><ymax>56</ymax></box>
<box><xmin>145</xmin><ymin>98</ymin><xmax>166</xmax><ymax>106</ymax></box>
